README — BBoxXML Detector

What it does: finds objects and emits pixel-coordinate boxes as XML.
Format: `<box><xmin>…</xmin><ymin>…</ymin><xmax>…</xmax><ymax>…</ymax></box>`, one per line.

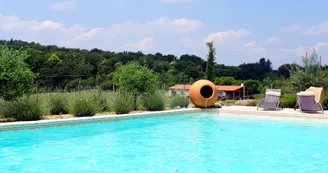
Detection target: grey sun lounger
<box><xmin>257</xmin><ymin>89</ymin><xmax>281</xmax><ymax>111</ymax></box>
<box><xmin>295</xmin><ymin>92</ymin><xmax>324</xmax><ymax>114</ymax></box>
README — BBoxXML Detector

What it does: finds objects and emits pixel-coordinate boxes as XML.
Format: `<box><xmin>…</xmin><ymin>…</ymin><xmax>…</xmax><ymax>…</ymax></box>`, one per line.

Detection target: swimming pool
<box><xmin>1</xmin><ymin>112</ymin><xmax>328</xmax><ymax>173</ymax></box>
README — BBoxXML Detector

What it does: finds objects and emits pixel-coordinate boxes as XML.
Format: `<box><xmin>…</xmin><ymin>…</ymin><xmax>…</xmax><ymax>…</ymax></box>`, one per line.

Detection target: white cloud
<box><xmin>48</xmin><ymin>1</ymin><xmax>76</xmax><ymax>12</ymax></box>
<box><xmin>0</xmin><ymin>14</ymin><xmax>203</xmax><ymax>50</ymax></box>
<box><xmin>234</xmin><ymin>41</ymin><xmax>265</xmax><ymax>53</ymax></box>
<box><xmin>279</xmin><ymin>25</ymin><xmax>301</xmax><ymax>33</ymax></box>
<box><xmin>180</xmin><ymin>37</ymin><xmax>201</xmax><ymax>47</ymax></box>
<box><xmin>265</xmin><ymin>36</ymin><xmax>279</xmax><ymax>44</ymax></box>
<box><xmin>111</xmin><ymin>17</ymin><xmax>204</xmax><ymax>36</ymax></box>
<box><xmin>161</xmin><ymin>0</ymin><xmax>192</xmax><ymax>3</ymax></box>
<box><xmin>280</xmin><ymin>42</ymin><xmax>328</xmax><ymax>56</ymax></box>
<box><xmin>125</xmin><ymin>37</ymin><xmax>153</xmax><ymax>51</ymax></box>
<box><xmin>302</xmin><ymin>22</ymin><xmax>328</xmax><ymax>36</ymax></box>
<box><xmin>204</xmin><ymin>28</ymin><xmax>250</xmax><ymax>43</ymax></box>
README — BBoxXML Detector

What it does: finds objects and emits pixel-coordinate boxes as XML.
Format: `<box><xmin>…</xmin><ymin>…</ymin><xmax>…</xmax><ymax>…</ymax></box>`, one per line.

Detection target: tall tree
<box><xmin>205</xmin><ymin>41</ymin><xmax>216</xmax><ymax>82</ymax></box>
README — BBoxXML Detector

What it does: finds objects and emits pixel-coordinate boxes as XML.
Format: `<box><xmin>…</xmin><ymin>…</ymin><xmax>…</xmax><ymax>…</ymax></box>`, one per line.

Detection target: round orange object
<box><xmin>189</xmin><ymin>80</ymin><xmax>218</xmax><ymax>108</ymax></box>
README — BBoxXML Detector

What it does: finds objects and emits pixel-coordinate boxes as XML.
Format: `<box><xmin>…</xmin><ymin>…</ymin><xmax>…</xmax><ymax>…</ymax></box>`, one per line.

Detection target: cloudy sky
<box><xmin>1</xmin><ymin>0</ymin><xmax>328</xmax><ymax>68</ymax></box>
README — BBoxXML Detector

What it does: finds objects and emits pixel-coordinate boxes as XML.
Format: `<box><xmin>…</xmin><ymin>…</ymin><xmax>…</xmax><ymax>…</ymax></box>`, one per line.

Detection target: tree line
<box><xmin>2</xmin><ymin>39</ymin><xmax>326</xmax><ymax>94</ymax></box>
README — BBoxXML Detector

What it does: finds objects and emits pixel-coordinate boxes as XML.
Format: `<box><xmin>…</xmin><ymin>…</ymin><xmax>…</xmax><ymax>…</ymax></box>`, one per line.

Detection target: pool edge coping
<box><xmin>0</xmin><ymin>108</ymin><xmax>202</xmax><ymax>132</ymax></box>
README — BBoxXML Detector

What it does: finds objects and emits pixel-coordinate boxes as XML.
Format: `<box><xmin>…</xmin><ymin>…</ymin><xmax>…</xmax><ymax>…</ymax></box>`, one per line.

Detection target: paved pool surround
<box><xmin>1</xmin><ymin>106</ymin><xmax>328</xmax><ymax>132</ymax></box>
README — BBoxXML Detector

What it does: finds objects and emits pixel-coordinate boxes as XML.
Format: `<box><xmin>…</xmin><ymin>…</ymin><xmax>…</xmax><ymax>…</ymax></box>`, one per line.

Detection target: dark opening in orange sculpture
<box><xmin>189</xmin><ymin>80</ymin><xmax>218</xmax><ymax>108</ymax></box>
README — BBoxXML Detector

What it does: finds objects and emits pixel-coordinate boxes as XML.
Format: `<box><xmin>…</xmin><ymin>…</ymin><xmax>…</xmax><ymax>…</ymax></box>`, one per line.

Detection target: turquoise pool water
<box><xmin>1</xmin><ymin>112</ymin><xmax>328</xmax><ymax>173</ymax></box>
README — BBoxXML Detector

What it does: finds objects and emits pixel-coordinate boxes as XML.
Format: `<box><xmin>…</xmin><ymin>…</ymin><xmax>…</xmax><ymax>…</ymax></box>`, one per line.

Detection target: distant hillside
<box><xmin>0</xmin><ymin>39</ymin><xmax>298</xmax><ymax>92</ymax></box>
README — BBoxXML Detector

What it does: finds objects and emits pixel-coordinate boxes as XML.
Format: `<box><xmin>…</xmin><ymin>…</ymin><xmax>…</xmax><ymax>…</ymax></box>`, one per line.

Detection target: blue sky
<box><xmin>1</xmin><ymin>0</ymin><xmax>328</xmax><ymax>68</ymax></box>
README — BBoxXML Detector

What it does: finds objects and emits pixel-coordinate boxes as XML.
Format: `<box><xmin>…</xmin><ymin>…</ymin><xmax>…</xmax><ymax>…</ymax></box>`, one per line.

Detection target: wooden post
<box><xmin>233</xmin><ymin>92</ymin><xmax>235</xmax><ymax>100</ymax></box>
<box><xmin>306</xmin><ymin>52</ymin><xmax>308</xmax><ymax>59</ymax></box>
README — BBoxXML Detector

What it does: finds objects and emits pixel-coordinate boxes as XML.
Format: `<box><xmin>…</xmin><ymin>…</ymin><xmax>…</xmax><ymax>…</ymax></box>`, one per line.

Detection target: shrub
<box><xmin>70</xmin><ymin>94</ymin><xmax>97</xmax><ymax>117</ymax></box>
<box><xmin>112</xmin><ymin>62</ymin><xmax>158</xmax><ymax>110</ymax></box>
<box><xmin>280</xmin><ymin>94</ymin><xmax>297</xmax><ymax>108</ymax></box>
<box><xmin>111</xmin><ymin>92</ymin><xmax>134</xmax><ymax>114</ymax></box>
<box><xmin>169</xmin><ymin>95</ymin><xmax>189</xmax><ymax>108</ymax></box>
<box><xmin>141</xmin><ymin>90</ymin><xmax>165</xmax><ymax>111</ymax></box>
<box><xmin>49</xmin><ymin>94</ymin><xmax>69</xmax><ymax>115</ymax></box>
<box><xmin>0</xmin><ymin>97</ymin><xmax>43</xmax><ymax>121</ymax></box>
<box><xmin>0</xmin><ymin>46</ymin><xmax>36</xmax><ymax>101</ymax></box>
<box><xmin>92</xmin><ymin>92</ymin><xmax>110</xmax><ymax>113</ymax></box>
<box><xmin>323</xmin><ymin>93</ymin><xmax>328</xmax><ymax>110</ymax></box>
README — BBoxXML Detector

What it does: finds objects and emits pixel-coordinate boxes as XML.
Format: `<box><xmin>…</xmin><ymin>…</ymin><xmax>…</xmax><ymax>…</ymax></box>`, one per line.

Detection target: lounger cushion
<box><xmin>306</xmin><ymin>87</ymin><xmax>324</xmax><ymax>104</ymax></box>
<box><xmin>297</xmin><ymin>91</ymin><xmax>315</xmax><ymax>96</ymax></box>
<box><xmin>266</xmin><ymin>91</ymin><xmax>281</xmax><ymax>97</ymax></box>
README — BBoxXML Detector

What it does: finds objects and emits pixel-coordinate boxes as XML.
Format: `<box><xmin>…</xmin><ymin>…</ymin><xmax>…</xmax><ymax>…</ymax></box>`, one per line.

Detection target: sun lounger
<box><xmin>257</xmin><ymin>89</ymin><xmax>281</xmax><ymax>111</ymax></box>
<box><xmin>295</xmin><ymin>91</ymin><xmax>324</xmax><ymax>114</ymax></box>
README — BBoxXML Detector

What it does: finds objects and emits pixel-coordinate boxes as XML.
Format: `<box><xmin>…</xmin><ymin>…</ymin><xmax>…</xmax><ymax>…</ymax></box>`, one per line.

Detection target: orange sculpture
<box><xmin>189</xmin><ymin>80</ymin><xmax>218</xmax><ymax>108</ymax></box>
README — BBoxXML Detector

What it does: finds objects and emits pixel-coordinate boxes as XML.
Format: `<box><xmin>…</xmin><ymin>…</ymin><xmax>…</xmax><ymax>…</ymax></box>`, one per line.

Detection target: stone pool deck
<box><xmin>213</xmin><ymin>106</ymin><xmax>328</xmax><ymax>124</ymax></box>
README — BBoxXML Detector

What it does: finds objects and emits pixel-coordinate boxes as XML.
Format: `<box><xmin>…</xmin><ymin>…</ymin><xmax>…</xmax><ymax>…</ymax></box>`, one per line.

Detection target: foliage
<box><xmin>321</xmin><ymin>92</ymin><xmax>328</xmax><ymax>110</ymax></box>
<box><xmin>237</xmin><ymin>58</ymin><xmax>273</xmax><ymax>81</ymax></box>
<box><xmin>169</xmin><ymin>95</ymin><xmax>189</xmax><ymax>108</ymax></box>
<box><xmin>277</xmin><ymin>64</ymin><xmax>301</xmax><ymax>78</ymax></box>
<box><xmin>205</xmin><ymin>41</ymin><xmax>216</xmax><ymax>82</ymax></box>
<box><xmin>244</xmin><ymin>79</ymin><xmax>262</xmax><ymax>94</ymax></box>
<box><xmin>141</xmin><ymin>90</ymin><xmax>165</xmax><ymax>111</ymax></box>
<box><xmin>0</xmin><ymin>39</ymin><xmax>308</xmax><ymax>95</ymax></box>
<box><xmin>49</xmin><ymin>94</ymin><xmax>69</xmax><ymax>115</ymax></box>
<box><xmin>0</xmin><ymin>46</ymin><xmax>36</xmax><ymax>101</ymax></box>
<box><xmin>112</xmin><ymin>62</ymin><xmax>158</xmax><ymax>110</ymax></box>
<box><xmin>280</xmin><ymin>94</ymin><xmax>297</xmax><ymax>108</ymax></box>
<box><xmin>69</xmin><ymin>93</ymin><xmax>97</xmax><ymax>117</ymax></box>
<box><xmin>0</xmin><ymin>96</ymin><xmax>43</xmax><ymax>121</ymax></box>
<box><xmin>111</xmin><ymin>92</ymin><xmax>134</xmax><ymax>114</ymax></box>
<box><xmin>214</xmin><ymin>77</ymin><xmax>237</xmax><ymax>85</ymax></box>
<box><xmin>289</xmin><ymin>51</ymin><xmax>328</xmax><ymax>92</ymax></box>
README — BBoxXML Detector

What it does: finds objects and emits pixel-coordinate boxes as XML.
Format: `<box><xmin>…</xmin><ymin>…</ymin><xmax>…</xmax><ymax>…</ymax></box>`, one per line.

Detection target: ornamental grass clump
<box><xmin>70</xmin><ymin>93</ymin><xmax>97</xmax><ymax>117</ymax></box>
<box><xmin>0</xmin><ymin>96</ymin><xmax>43</xmax><ymax>121</ymax></box>
<box><xmin>49</xmin><ymin>94</ymin><xmax>69</xmax><ymax>115</ymax></box>
<box><xmin>111</xmin><ymin>92</ymin><xmax>134</xmax><ymax>114</ymax></box>
<box><xmin>141</xmin><ymin>90</ymin><xmax>165</xmax><ymax>111</ymax></box>
<box><xmin>169</xmin><ymin>95</ymin><xmax>189</xmax><ymax>108</ymax></box>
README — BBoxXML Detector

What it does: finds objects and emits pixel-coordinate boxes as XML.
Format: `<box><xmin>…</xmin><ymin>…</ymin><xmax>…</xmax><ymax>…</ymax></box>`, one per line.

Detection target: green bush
<box><xmin>280</xmin><ymin>94</ymin><xmax>297</xmax><ymax>108</ymax></box>
<box><xmin>0</xmin><ymin>97</ymin><xmax>43</xmax><ymax>121</ymax></box>
<box><xmin>92</xmin><ymin>92</ymin><xmax>110</xmax><ymax>113</ymax></box>
<box><xmin>323</xmin><ymin>93</ymin><xmax>328</xmax><ymax>110</ymax></box>
<box><xmin>49</xmin><ymin>94</ymin><xmax>69</xmax><ymax>115</ymax></box>
<box><xmin>169</xmin><ymin>95</ymin><xmax>189</xmax><ymax>108</ymax></box>
<box><xmin>141</xmin><ymin>90</ymin><xmax>165</xmax><ymax>111</ymax></box>
<box><xmin>112</xmin><ymin>92</ymin><xmax>134</xmax><ymax>114</ymax></box>
<box><xmin>70</xmin><ymin>94</ymin><xmax>97</xmax><ymax>117</ymax></box>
